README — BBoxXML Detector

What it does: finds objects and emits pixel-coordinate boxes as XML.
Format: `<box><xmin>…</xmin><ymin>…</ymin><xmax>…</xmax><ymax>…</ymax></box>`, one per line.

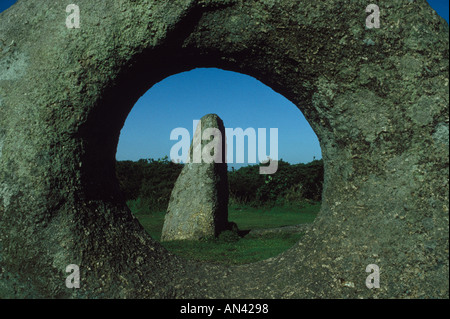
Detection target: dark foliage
<box><xmin>229</xmin><ymin>159</ymin><xmax>324</xmax><ymax>205</ymax></box>
<box><xmin>116</xmin><ymin>157</ymin><xmax>323</xmax><ymax>212</ymax></box>
<box><xmin>116</xmin><ymin>156</ymin><xmax>183</xmax><ymax>211</ymax></box>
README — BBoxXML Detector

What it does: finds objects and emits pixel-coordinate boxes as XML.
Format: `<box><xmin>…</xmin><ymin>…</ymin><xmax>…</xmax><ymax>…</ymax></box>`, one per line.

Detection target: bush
<box><xmin>283</xmin><ymin>182</ymin><xmax>305</xmax><ymax>204</ymax></box>
<box><xmin>228</xmin><ymin>159</ymin><xmax>324</xmax><ymax>206</ymax></box>
<box><xmin>116</xmin><ymin>156</ymin><xmax>183</xmax><ymax>212</ymax></box>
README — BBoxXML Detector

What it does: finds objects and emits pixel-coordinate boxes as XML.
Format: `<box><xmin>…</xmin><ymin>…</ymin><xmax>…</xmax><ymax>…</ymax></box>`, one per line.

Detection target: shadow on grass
<box><xmin>132</xmin><ymin>201</ymin><xmax>320</xmax><ymax>266</ymax></box>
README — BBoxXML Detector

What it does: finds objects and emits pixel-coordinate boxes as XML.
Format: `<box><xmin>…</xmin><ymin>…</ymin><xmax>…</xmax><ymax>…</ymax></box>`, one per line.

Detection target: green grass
<box><xmin>162</xmin><ymin>232</ymin><xmax>305</xmax><ymax>265</ymax></box>
<box><xmin>228</xmin><ymin>202</ymin><xmax>319</xmax><ymax>230</ymax></box>
<box><xmin>131</xmin><ymin>201</ymin><xmax>320</xmax><ymax>266</ymax></box>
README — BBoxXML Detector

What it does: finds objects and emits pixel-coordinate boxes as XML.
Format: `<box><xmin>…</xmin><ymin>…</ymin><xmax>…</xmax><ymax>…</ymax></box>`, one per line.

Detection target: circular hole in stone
<box><xmin>116</xmin><ymin>68</ymin><xmax>323</xmax><ymax>266</ymax></box>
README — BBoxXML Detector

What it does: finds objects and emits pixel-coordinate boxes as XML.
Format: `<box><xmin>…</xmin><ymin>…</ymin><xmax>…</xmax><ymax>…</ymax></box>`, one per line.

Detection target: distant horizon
<box><xmin>115</xmin><ymin>155</ymin><xmax>323</xmax><ymax>172</ymax></box>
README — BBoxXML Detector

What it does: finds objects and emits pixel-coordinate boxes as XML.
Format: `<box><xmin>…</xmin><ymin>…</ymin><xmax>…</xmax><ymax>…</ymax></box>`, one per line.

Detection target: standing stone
<box><xmin>161</xmin><ymin>114</ymin><xmax>229</xmax><ymax>241</ymax></box>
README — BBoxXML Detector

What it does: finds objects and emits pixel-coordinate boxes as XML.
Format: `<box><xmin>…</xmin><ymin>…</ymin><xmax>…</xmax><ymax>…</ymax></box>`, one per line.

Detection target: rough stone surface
<box><xmin>0</xmin><ymin>0</ymin><xmax>448</xmax><ymax>298</ymax></box>
<box><xmin>161</xmin><ymin>114</ymin><xmax>229</xmax><ymax>241</ymax></box>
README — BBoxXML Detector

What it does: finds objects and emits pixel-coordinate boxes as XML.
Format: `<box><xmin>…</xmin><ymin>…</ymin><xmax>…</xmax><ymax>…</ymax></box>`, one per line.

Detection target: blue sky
<box><xmin>1</xmin><ymin>0</ymin><xmax>448</xmax><ymax>168</ymax></box>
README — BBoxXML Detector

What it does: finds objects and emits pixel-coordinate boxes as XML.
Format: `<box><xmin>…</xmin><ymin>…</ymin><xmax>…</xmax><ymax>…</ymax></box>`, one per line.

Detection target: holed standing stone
<box><xmin>1</xmin><ymin>0</ymin><xmax>447</xmax><ymax>299</ymax></box>
<box><xmin>161</xmin><ymin>114</ymin><xmax>229</xmax><ymax>241</ymax></box>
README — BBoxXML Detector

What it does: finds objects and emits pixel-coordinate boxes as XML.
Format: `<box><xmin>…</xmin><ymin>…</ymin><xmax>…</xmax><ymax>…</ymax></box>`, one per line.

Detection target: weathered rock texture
<box><xmin>161</xmin><ymin>114</ymin><xmax>228</xmax><ymax>241</ymax></box>
<box><xmin>0</xmin><ymin>0</ymin><xmax>448</xmax><ymax>298</ymax></box>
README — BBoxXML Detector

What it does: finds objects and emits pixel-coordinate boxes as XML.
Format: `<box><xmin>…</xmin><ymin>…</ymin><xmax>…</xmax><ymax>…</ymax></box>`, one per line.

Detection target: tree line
<box><xmin>116</xmin><ymin>156</ymin><xmax>323</xmax><ymax>213</ymax></box>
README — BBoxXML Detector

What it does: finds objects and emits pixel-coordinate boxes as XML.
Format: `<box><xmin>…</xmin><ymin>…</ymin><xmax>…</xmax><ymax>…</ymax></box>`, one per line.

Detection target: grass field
<box><xmin>131</xmin><ymin>201</ymin><xmax>320</xmax><ymax>265</ymax></box>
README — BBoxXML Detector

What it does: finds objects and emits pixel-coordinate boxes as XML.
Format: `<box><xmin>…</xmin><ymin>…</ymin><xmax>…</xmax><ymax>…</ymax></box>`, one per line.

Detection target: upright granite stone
<box><xmin>161</xmin><ymin>114</ymin><xmax>229</xmax><ymax>241</ymax></box>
